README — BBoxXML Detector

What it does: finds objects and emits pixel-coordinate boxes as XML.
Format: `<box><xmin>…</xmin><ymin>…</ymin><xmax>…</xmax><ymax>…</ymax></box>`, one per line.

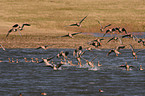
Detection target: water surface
<box><xmin>0</xmin><ymin>48</ymin><xmax>145</xmax><ymax>96</ymax></box>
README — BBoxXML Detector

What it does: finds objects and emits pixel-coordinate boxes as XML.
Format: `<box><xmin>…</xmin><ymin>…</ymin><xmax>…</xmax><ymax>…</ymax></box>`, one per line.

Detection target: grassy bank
<box><xmin>0</xmin><ymin>0</ymin><xmax>145</xmax><ymax>49</ymax></box>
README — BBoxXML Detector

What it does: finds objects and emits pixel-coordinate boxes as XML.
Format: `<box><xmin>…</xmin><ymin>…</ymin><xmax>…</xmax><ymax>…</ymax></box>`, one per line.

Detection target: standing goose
<box><xmin>107</xmin><ymin>45</ymin><xmax>125</xmax><ymax>56</ymax></box>
<box><xmin>129</xmin><ymin>44</ymin><xmax>144</xmax><ymax>59</ymax></box>
<box><xmin>73</xmin><ymin>46</ymin><xmax>83</xmax><ymax>57</ymax></box>
<box><xmin>60</xmin><ymin>32</ymin><xmax>82</xmax><ymax>38</ymax></box>
<box><xmin>6</xmin><ymin>23</ymin><xmax>30</xmax><ymax>38</ymax></box>
<box><xmin>97</xmin><ymin>20</ymin><xmax>111</xmax><ymax>32</ymax></box>
<box><xmin>65</xmin><ymin>15</ymin><xmax>88</xmax><ymax>27</ymax></box>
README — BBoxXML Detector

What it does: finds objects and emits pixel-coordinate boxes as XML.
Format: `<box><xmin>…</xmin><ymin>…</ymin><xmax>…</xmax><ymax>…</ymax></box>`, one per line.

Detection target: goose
<box><xmin>97</xmin><ymin>20</ymin><xmax>111</xmax><ymax>32</ymax></box>
<box><xmin>107</xmin><ymin>36</ymin><xmax>122</xmax><ymax>44</ymax></box>
<box><xmin>89</xmin><ymin>41</ymin><xmax>101</xmax><ymax>48</ymax></box>
<box><xmin>115</xmin><ymin>27</ymin><xmax>127</xmax><ymax>34</ymax></box>
<box><xmin>6</xmin><ymin>23</ymin><xmax>30</xmax><ymax>38</ymax></box>
<box><xmin>139</xmin><ymin>65</ymin><xmax>143</xmax><ymax>70</ymax></box>
<box><xmin>81</xmin><ymin>55</ymin><xmax>97</xmax><ymax>68</ymax></box>
<box><xmin>119</xmin><ymin>62</ymin><xmax>136</xmax><ymax>71</ymax></box>
<box><xmin>99</xmin><ymin>89</ymin><xmax>104</xmax><ymax>93</ymax></box>
<box><xmin>36</xmin><ymin>44</ymin><xmax>54</xmax><ymax>50</ymax></box>
<box><xmin>0</xmin><ymin>44</ymin><xmax>6</xmax><ymax>51</ymax></box>
<box><xmin>75</xmin><ymin>50</ymin><xmax>86</xmax><ymax>67</ymax></box>
<box><xmin>73</xmin><ymin>46</ymin><xmax>83</xmax><ymax>57</ymax></box>
<box><xmin>97</xmin><ymin>61</ymin><xmax>102</xmax><ymax>66</ymax></box>
<box><xmin>121</xmin><ymin>33</ymin><xmax>137</xmax><ymax>41</ymax></box>
<box><xmin>103</xmin><ymin>28</ymin><xmax>116</xmax><ymax>37</ymax></box>
<box><xmin>24</xmin><ymin>57</ymin><xmax>30</xmax><ymax>62</ymax></box>
<box><xmin>129</xmin><ymin>44</ymin><xmax>144</xmax><ymax>59</ymax></box>
<box><xmin>31</xmin><ymin>58</ymin><xmax>36</xmax><ymax>62</ymax></box>
<box><xmin>57</xmin><ymin>51</ymin><xmax>69</xmax><ymax>61</ymax></box>
<box><xmin>92</xmin><ymin>38</ymin><xmax>104</xmax><ymax>46</ymax></box>
<box><xmin>107</xmin><ymin>45</ymin><xmax>125</xmax><ymax>56</ymax></box>
<box><xmin>11</xmin><ymin>58</ymin><xmax>15</xmax><ymax>63</ymax></box>
<box><xmin>8</xmin><ymin>58</ymin><xmax>11</xmax><ymax>63</ymax></box>
<box><xmin>65</xmin><ymin>15</ymin><xmax>87</xmax><ymax>27</ymax></box>
<box><xmin>137</xmin><ymin>38</ymin><xmax>145</xmax><ymax>46</ymax></box>
<box><xmin>41</xmin><ymin>92</ymin><xmax>47</xmax><ymax>96</ymax></box>
<box><xmin>39</xmin><ymin>57</ymin><xmax>54</xmax><ymax>66</ymax></box>
<box><xmin>47</xmin><ymin>61</ymin><xmax>64</xmax><ymax>70</ymax></box>
<box><xmin>60</xmin><ymin>32</ymin><xmax>82</xmax><ymax>38</ymax></box>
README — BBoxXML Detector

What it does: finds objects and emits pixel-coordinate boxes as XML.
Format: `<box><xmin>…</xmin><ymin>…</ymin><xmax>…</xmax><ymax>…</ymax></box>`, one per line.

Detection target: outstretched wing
<box><xmin>103</xmin><ymin>24</ymin><xmax>111</xmax><ymax>29</ymax></box>
<box><xmin>91</xmin><ymin>55</ymin><xmax>97</xmax><ymax>62</ymax></box>
<box><xmin>136</xmin><ymin>49</ymin><xmax>145</xmax><ymax>53</ymax></box>
<box><xmin>107</xmin><ymin>37</ymin><xmax>115</xmax><ymax>43</ymax></box>
<box><xmin>103</xmin><ymin>30</ymin><xmax>110</xmax><ymax>37</ymax></box>
<box><xmin>22</xmin><ymin>23</ymin><xmax>31</xmax><ymax>29</ymax></box>
<box><xmin>56</xmin><ymin>63</ymin><xmax>63</xmax><ymax>68</ymax></box>
<box><xmin>61</xmin><ymin>34</ymin><xmax>69</xmax><ymax>37</ymax></box>
<box><xmin>129</xmin><ymin>44</ymin><xmax>134</xmax><ymax>52</ymax></box>
<box><xmin>0</xmin><ymin>44</ymin><xmax>6</xmax><ymax>51</ymax></box>
<box><xmin>79</xmin><ymin>15</ymin><xmax>88</xmax><ymax>24</ymax></box>
<box><xmin>122</xmin><ymin>34</ymin><xmax>131</xmax><ymax>38</ymax></box>
<box><xmin>6</xmin><ymin>29</ymin><xmax>13</xmax><ymax>38</ymax></box>
<box><xmin>97</xmin><ymin>20</ymin><xmax>102</xmax><ymax>28</ymax></box>
<box><xmin>64</xmin><ymin>23</ymin><xmax>78</xmax><ymax>27</ymax></box>
<box><xmin>116</xmin><ymin>45</ymin><xmax>125</xmax><ymax>51</ymax></box>
<box><xmin>122</xmin><ymin>28</ymin><xmax>127</xmax><ymax>34</ymax></box>
<box><xmin>107</xmin><ymin>49</ymin><xmax>114</xmax><ymax>56</ymax></box>
<box><xmin>47</xmin><ymin>56</ymin><xmax>55</xmax><ymax>61</ymax></box>
<box><xmin>71</xmin><ymin>32</ymin><xmax>82</xmax><ymax>36</ymax></box>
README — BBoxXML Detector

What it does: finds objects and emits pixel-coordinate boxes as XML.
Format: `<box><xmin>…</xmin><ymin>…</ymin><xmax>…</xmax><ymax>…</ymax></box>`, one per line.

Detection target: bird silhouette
<box><xmin>65</xmin><ymin>15</ymin><xmax>88</xmax><ymax>27</ymax></box>
<box><xmin>107</xmin><ymin>45</ymin><xmax>125</xmax><ymax>56</ymax></box>
<box><xmin>6</xmin><ymin>23</ymin><xmax>30</xmax><ymax>38</ymax></box>
<box><xmin>129</xmin><ymin>44</ymin><xmax>144</xmax><ymax>59</ymax></box>
<box><xmin>97</xmin><ymin>20</ymin><xmax>111</xmax><ymax>32</ymax></box>
<box><xmin>60</xmin><ymin>32</ymin><xmax>82</xmax><ymax>38</ymax></box>
<box><xmin>103</xmin><ymin>28</ymin><xmax>116</xmax><ymax>37</ymax></box>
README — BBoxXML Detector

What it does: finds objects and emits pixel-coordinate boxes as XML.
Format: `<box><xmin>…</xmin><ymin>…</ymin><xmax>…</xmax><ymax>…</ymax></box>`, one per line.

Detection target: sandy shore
<box><xmin>1</xmin><ymin>33</ymin><xmax>145</xmax><ymax>49</ymax></box>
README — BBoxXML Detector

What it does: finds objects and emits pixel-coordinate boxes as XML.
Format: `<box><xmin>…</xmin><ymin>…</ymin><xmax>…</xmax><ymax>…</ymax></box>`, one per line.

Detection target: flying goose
<box><xmin>129</xmin><ymin>44</ymin><xmax>144</xmax><ymax>59</ymax></box>
<box><xmin>39</xmin><ymin>57</ymin><xmax>54</xmax><ymax>66</ymax></box>
<box><xmin>107</xmin><ymin>36</ymin><xmax>122</xmax><ymax>44</ymax></box>
<box><xmin>115</xmin><ymin>27</ymin><xmax>127</xmax><ymax>34</ymax></box>
<box><xmin>119</xmin><ymin>62</ymin><xmax>136</xmax><ymax>71</ymax></box>
<box><xmin>81</xmin><ymin>55</ymin><xmax>97</xmax><ymax>68</ymax></box>
<box><xmin>60</xmin><ymin>32</ymin><xmax>82</xmax><ymax>38</ymax></box>
<box><xmin>107</xmin><ymin>45</ymin><xmax>125</xmax><ymax>56</ymax></box>
<box><xmin>36</xmin><ymin>44</ymin><xmax>54</xmax><ymax>50</ymax></box>
<box><xmin>65</xmin><ymin>15</ymin><xmax>88</xmax><ymax>27</ymax></box>
<box><xmin>97</xmin><ymin>20</ymin><xmax>111</xmax><ymax>32</ymax></box>
<box><xmin>103</xmin><ymin>28</ymin><xmax>116</xmax><ymax>37</ymax></box>
<box><xmin>6</xmin><ymin>23</ymin><xmax>30</xmax><ymax>38</ymax></box>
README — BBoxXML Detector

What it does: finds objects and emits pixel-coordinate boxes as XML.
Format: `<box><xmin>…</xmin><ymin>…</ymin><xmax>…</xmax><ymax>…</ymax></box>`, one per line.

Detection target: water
<box><xmin>83</xmin><ymin>32</ymin><xmax>145</xmax><ymax>38</ymax></box>
<box><xmin>0</xmin><ymin>48</ymin><xmax>145</xmax><ymax>96</ymax></box>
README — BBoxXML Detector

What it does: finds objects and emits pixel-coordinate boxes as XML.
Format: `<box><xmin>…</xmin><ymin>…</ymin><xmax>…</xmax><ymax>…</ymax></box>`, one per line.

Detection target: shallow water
<box><xmin>83</xmin><ymin>32</ymin><xmax>145</xmax><ymax>38</ymax></box>
<box><xmin>0</xmin><ymin>48</ymin><xmax>145</xmax><ymax>96</ymax></box>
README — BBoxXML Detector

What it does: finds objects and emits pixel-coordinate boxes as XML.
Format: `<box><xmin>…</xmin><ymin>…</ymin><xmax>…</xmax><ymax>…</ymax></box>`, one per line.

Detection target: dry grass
<box><xmin>0</xmin><ymin>0</ymin><xmax>145</xmax><ymax>49</ymax></box>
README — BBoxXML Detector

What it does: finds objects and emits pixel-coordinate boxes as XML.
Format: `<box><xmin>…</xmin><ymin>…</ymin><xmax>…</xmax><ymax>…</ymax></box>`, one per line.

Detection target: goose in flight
<box><xmin>129</xmin><ymin>44</ymin><xmax>144</xmax><ymax>59</ymax></box>
<box><xmin>6</xmin><ymin>23</ymin><xmax>30</xmax><ymax>38</ymax></box>
<box><xmin>119</xmin><ymin>62</ymin><xmax>136</xmax><ymax>71</ymax></box>
<box><xmin>103</xmin><ymin>28</ymin><xmax>116</xmax><ymax>37</ymax></box>
<box><xmin>39</xmin><ymin>57</ymin><xmax>54</xmax><ymax>66</ymax></box>
<box><xmin>0</xmin><ymin>44</ymin><xmax>6</xmax><ymax>51</ymax></box>
<box><xmin>60</xmin><ymin>32</ymin><xmax>82</xmax><ymax>38</ymax></box>
<box><xmin>97</xmin><ymin>20</ymin><xmax>111</xmax><ymax>32</ymax></box>
<box><xmin>121</xmin><ymin>33</ymin><xmax>137</xmax><ymax>41</ymax></box>
<box><xmin>107</xmin><ymin>45</ymin><xmax>125</xmax><ymax>56</ymax></box>
<box><xmin>65</xmin><ymin>15</ymin><xmax>88</xmax><ymax>27</ymax></box>
<box><xmin>36</xmin><ymin>44</ymin><xmax>54</xmax><ymax>50</ymax></box>
<box><xmin>115</xmin><ymin>27</ymin><xmax>127</xmax><ymax>34</ymax></box>
<box><xmin>107</xmin><ymin>36</ymin><xmax>122</xmax><ymax>44</ymax></box>
<box><xmin>81</xmin><ymin>55</ymin><xmax>97</xmax><ymax>68</ymax></box>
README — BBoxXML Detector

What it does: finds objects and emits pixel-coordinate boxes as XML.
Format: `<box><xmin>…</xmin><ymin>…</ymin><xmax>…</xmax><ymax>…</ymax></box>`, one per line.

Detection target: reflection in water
<box><xmin>0</xmin><ymin>48</ymin><xmax>145</xmax><ymax>96</ymax></box>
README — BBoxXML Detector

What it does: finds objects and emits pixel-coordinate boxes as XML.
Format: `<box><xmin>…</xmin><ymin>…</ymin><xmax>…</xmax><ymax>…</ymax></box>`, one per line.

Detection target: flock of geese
<box><xmin>0</xmin><ymin>15</ymin><xmax>145</xmax><ymax>72</ymax></box>
<box><xmin>0</xmin><ymin>16</ymin><xmax>144</xmax><ymax>96</ymax></box>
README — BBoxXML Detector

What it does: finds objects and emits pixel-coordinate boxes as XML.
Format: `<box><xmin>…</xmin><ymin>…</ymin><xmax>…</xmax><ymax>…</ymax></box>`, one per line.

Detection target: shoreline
<box><xmin>1</xmin><ymin>33</ymin><xmax>145</xmax><ymax>49</ymax></box>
